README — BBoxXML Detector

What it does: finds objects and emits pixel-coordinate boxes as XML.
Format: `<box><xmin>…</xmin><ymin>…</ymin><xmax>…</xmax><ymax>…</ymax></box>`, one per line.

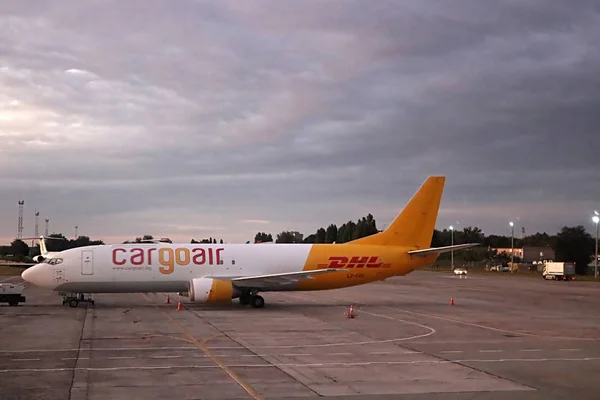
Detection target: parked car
<box><xmin>453</xmin><ymin>267</ymin><xmax>467</xmax><ymax>275</ymax></box>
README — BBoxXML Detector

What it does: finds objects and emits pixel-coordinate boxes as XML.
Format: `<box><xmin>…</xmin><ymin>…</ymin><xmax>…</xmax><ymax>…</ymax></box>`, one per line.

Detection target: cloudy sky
<box><xmin>1</xmin><ymin>0</ymin><xmax>600</xmax><ymax>245</ymax></box>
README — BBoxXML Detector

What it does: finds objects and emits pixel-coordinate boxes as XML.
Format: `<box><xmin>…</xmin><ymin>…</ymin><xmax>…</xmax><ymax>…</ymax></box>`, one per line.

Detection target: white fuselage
<box><xmin>22</xmin><ymin>243</ymin><xmax>317</xmax><ymax>293</ymax></box>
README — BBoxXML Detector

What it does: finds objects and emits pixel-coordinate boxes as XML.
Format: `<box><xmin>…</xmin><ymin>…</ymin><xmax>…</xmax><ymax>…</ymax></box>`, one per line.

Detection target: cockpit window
<box><xmin>47</xmin><ymin>258</ymin><xmax>63</xmax><ymax>265</ymax></box>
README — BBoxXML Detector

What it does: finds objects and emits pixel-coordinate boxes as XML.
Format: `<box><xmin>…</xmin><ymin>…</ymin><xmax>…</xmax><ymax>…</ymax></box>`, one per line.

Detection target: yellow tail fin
<box><xmin>348</xmin><ymin>176</ymin><xmax>445</xmax><ymax>248</ymax></box>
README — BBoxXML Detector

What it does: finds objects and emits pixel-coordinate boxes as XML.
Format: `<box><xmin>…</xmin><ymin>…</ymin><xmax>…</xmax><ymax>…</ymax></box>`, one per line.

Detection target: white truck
<box><xmin>0</xmin><ymin>283</ymin><xmax>26</xmax><ymax>306</ymax></box>
<box><xmin>542</xmin><ymin>262</ymin><xmax>576</xmax><ymax>281</ymax></box>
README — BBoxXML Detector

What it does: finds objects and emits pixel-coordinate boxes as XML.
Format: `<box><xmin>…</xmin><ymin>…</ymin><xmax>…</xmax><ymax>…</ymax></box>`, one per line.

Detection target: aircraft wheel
<box><xmin>69</xmin><ymin>299</ymin><xmax>79</xmax><ymax>308</ymax></box>
<box><xmin>240</xmin><ymin>294</ymin><xmax>251</xmax><ymax>305</ymax></box>
<box><xmin>250</xmin><ymin>295</ymin><xmax>264</xmax><ymax>309</ymax></box>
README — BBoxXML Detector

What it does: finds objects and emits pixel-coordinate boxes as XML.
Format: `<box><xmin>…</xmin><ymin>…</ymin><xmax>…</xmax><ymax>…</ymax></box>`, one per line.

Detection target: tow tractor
<box><xmin>0</xmin><ymin>283</ymin><xmax>26</xmax><ymax>306</ymax></box>
<box><xmin>59</xmin><ymin>292</ymin><xmax>95</xmax><ymax>308</ymax></box>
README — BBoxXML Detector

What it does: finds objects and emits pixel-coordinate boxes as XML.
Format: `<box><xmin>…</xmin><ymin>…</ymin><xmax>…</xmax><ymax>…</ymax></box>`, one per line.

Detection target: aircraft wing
<box><xmin>407</xmin><ymin>243</ymin><xmax>480</xmax><ymax>257</ymax></box>
<box><xmin>210</xmin><ymin>268</ymin><xmax>346</xmax><ymax>289</ymax></box>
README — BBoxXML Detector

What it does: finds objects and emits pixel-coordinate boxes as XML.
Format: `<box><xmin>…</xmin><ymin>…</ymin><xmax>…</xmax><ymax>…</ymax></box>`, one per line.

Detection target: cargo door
<box><xmin>81</xmin><ymin>250</ymin><xmax>94</xmax><ymax>275</ymax></box>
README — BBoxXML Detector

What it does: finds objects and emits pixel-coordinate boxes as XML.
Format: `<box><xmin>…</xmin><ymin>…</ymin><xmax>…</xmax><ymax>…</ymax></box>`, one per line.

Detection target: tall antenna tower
<box><xmin>33</xmin><ymin>211</ymin><xmax>40</xmax><ymax>246</ymax></box>
<box><xmin>521</xmin><ymin>226</ymin><xmax>525</xmax><ymax>239</ymax></box>
<box><xmin>17</xmin><ymin>200</ymin><xmax>24</xmax><ymax>239</ymax></box>
<box><xmin>45</xmin><ymin>218</ymin><xmax>49</xmax><ymax>236</ymax></box>
<box><xmin>34</xmin><ymin>212</ymin><xmax>39</xmax><ymax>237</ymax></box>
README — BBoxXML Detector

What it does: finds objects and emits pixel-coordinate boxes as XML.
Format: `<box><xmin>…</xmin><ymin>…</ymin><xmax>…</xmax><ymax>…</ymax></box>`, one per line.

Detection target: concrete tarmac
<box><xmin>0</xmin><ymin>270</ymin><xmax>599</xmax><ymax>400</ymax></box>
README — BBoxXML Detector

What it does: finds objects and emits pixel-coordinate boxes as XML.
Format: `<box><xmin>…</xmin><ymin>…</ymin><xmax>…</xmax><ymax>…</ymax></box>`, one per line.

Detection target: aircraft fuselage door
<box><xmin>81</xmin><ymin>250</ymin><xmax>94</xmax><ymax>275</ymax></box>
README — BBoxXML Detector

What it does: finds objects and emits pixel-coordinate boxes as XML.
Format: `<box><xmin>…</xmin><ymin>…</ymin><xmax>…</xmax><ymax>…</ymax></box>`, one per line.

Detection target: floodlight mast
<box><xmin>593</xmin><ymin>212</ymin><xmax>599</xmax><ymax>279</ymax></box>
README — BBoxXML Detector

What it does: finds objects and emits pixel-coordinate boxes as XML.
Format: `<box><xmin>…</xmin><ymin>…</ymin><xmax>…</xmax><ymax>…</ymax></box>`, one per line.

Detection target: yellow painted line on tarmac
<box><xmin>143</xmin><ymin>294</ymin><xmax>264</xmax><ymax>400</ymax></box>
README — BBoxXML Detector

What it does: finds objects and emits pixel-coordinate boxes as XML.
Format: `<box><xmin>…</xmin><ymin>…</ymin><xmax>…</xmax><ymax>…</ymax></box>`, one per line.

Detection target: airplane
<box><xmin>14</xmin><ymin>236</ymin><xmax>66</xmax><ymax>266</ymax></box>
<box><xmin>21</xmin><ymin>176</ymin><xmax>479</xmax><ymax>308</ymax></box>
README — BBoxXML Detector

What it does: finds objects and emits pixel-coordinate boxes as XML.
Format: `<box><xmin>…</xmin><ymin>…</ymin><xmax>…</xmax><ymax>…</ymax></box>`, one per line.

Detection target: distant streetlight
<box><xmin>449</xmin><ymin>225</ymin><xmax>454</xmax><ymax>270</ymax></box>
<box><xmin>593</xmin><ymin>212</ymin><xmax>599</xmax><ymax>279</ymax></box>
<box><xmin>509</xmin><ymin>221</ymin><xmax>515</xmax><ymax>265</ymax></box>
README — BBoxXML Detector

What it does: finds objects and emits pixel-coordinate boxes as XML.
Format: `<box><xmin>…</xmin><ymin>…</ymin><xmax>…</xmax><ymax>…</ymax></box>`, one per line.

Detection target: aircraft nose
<box><xmin>21</xmin><ymin>264</ymin><xmax>54</xmax><ymax>288</ymax></box>
<box><xmin>21</xmin><ymin>265</ymin><xmax>34</xmax><ymax>282</ymax></box>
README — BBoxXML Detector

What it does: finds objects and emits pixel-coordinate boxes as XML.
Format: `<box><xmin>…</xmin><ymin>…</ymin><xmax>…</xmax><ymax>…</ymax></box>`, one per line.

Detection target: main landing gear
<box><xmin>60</xmin><ymin>292</ymin><xmax>95</xmax><ymax>308</ymax></box>
<box><xmin>239</xmin><ymin>289</ymin><xmax>265</xmax><ymax>308</ymax></box>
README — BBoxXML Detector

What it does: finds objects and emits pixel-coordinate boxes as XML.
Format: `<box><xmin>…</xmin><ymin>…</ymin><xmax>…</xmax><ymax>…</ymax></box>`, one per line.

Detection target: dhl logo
<box><xmin>318</xmin><ymin>256</ymin><xmax>391</xmax><ymax>269</ymax></box>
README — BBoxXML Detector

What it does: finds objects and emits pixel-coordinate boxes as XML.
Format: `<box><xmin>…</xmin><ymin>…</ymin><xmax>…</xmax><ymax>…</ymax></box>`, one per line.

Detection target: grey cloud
<box><xmin>1</xmin><ymin>0</ymin><xmax>599</xmax><ymax>244</ymax></box>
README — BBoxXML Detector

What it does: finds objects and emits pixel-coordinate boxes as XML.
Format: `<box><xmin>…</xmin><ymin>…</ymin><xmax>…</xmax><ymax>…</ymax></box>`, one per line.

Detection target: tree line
<box><xmin>255</xmin><ymin>214</ymin><xmax>379</xmax><ymax>244</ymax></box>
<box><xmin>1</xmin><ymin>233</ymin><xmax>224</xmax><ymax>262</ymax></box>
<box><xmin>1</xmin><ymin>233</ymin><xmax>105</xmax><ymax>261</ymax></box>
<box><xmin>122</xmin><ymin>235</ymin><xmax>224</xmax><ymax>244</ymax></box>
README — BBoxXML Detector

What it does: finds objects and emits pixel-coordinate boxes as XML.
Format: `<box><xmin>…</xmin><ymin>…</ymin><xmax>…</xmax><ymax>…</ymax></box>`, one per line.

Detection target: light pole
<box><xmin>509</xmin><ymin>221</ymin><xmax>514</xmax><ymax>265</ymax></box>
<box><xmin>450</xmin><ymin>225</ymin><xmax>454</xmax><ymax>270</ymax></box>
<box><xmin>593</xmin><ymin>212</ymin><xmax>599</xmax><ymax>279</ymax></box>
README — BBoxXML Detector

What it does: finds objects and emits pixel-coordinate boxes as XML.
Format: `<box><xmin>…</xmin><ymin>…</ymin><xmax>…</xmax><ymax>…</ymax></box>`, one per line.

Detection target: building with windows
<box><xmin>522</xmin><ymin>247</ymin><xmax>554</xmax><ymax>263</ymax></box>
<box><xmin>492</xmin><ymin>247</ymin><xmax>554</xmax><ymax>263</ymax></box>
<box><xmin>493</xmin><ymin>248</ymin><xmax>523</xmax><ymax>259</ymax></box>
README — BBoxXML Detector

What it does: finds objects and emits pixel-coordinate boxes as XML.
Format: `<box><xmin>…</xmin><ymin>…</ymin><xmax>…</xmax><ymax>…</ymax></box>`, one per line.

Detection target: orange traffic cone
<box><xmin>450</xmin><ymin>297</ymin><xmax>454</xmax><ymax>306</ymax></box>
<box><xmin>177</xmin><ymin>301</ymin><xmax>182</xmax><ymax>311</ymax></box>
<box><xmin>166</xmin><ymin>295</ymin><xmax>170</xmax><ymax>304</ymax></box>
<box><xmin>345</xmin><ymin>305</ymin><xmax>355</xmax><ymax>318</ymax></box>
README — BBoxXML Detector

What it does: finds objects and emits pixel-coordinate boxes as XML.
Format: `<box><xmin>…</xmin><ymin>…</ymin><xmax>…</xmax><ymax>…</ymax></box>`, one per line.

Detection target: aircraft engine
<box><xmin>188</xmin><ymin>278</ymin><xmax>239</xmax><ymax>304</ymax></box>
<box><xmin>33</xmin><ymin>255</ymin><xmax>45</xmax><ymax>263</ymax></box>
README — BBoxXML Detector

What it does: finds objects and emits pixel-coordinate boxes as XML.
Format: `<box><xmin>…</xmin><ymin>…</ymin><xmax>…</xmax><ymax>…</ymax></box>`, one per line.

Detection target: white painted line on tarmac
<box><xmin>16</xmin><ymin>349</ymin><xmax>588</xmax><ymax>362</ymax></box>
<box><xmin>2</xmin><ymin>356</ymin><xmax>600</xmax><ymax>373</ymax></box>
<box><xmin>13</xmin><ymin>352</ymin><xmax>372</xmax><ymax>362</ymax></box>
<box><xmin>377</xmin><ymin>304</ymin><xmax>600</xmax><ymax>342</ymax></box>
<box><xmin>264</xmin><ymin>293</ymin><xmax>437</xmax><ymax>349</ymax></box>
<box><xmin>151</xmin><ymin>355</ymin><xmax>181</xmax><ymax>359</ymax></box>
<box><xmin>345</xmin><ymin>308</ymin><xmax>435</xmax><ymax>342</ymax></box>
<box><xmin>0</xmin><ymin>346</ymin><xmax>197</xmax><ymax>354</ymax></box>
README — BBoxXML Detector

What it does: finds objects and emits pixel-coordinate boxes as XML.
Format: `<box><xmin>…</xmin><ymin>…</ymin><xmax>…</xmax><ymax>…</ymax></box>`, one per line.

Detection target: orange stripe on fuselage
<box><xmin>296</xmin><ymin>244</ymin><xmax>437</xmax><ymax>291</ymax></box>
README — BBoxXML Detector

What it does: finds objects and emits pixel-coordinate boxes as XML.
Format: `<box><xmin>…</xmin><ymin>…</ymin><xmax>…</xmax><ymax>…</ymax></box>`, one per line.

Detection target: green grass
<box><xmin>0</xmin><ymin>265</ymin><xmax>26</xmax><ymax>276</ymax></box>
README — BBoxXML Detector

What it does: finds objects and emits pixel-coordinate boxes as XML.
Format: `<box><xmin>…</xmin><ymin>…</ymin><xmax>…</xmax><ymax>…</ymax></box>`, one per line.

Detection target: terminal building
<box><xmin>493</xmin><ymin>247</ymin><xmax>555</xmax><ymax>263</ymax></box>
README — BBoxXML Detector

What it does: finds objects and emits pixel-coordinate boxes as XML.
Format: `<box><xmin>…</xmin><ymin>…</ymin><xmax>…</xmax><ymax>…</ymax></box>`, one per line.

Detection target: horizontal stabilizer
<box><xmin>210</xmin><ymin>268</ymin><xmax>346</xmax><ymax>289</ymax></box>
<box><xmin>407</xmin><ymin>243</ymin><xmax>480</xmax><ymax>257</ymax></box>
